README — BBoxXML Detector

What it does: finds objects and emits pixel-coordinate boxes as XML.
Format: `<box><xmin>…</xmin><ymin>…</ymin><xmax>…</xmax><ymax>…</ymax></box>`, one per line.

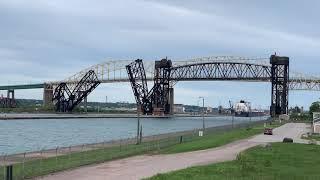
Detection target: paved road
<box><xmin>40</xmin><ymin>123</ymin><xmax>311</xmax><ymax>180</ymax></box>
<box><xmin>249</xmin><ymin>123</ymin><xmax>310</xmax><ymax>144</ymax></box>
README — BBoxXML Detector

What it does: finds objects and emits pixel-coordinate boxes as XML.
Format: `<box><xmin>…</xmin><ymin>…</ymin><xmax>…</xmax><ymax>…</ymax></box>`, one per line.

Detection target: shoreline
<box><xmin>0</xmin><ymin>113</ymin><xmax>226</xmax><ymax>120</ymax></box>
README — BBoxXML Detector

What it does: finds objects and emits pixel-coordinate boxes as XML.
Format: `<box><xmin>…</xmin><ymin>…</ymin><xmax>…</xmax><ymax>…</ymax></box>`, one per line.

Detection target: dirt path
<box><xmin>40</xmin><ymin>123</ymin><xmax>310</xmax><ymax>180</ymax></box>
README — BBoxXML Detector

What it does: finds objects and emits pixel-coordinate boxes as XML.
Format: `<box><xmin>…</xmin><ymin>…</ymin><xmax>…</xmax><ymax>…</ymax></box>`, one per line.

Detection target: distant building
<box><xmin>174</xmin><ymin>104</ymin><xmax>185</xmax><ymax>113</ymax></box>
<box><xmin>289</xmin><ymin>106</ymin><xmax>304</xmax><ymax>114</ymax></box>
<box><xmin>313</xmin><ymin>112</ymin><xmax>320</xmax><ymax>133</ymax></box>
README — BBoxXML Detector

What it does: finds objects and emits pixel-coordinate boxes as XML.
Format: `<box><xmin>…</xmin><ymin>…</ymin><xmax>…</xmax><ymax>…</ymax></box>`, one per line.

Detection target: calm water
<box><xmin>0</xmin><ymin>116</ymin><xmax>268</xmax><ymax>155</ymax></box>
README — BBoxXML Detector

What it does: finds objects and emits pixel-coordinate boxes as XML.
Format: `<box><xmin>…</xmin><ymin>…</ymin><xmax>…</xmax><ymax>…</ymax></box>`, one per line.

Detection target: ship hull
<box><xmin>235</xmin><ymin>111</ymin><xmax>264</xmax><ymax>117</ymax></box>
<box><xmin>235</xmin><ymin>112</ymin><xmax>249</xmax><ymax>117</ymax></box>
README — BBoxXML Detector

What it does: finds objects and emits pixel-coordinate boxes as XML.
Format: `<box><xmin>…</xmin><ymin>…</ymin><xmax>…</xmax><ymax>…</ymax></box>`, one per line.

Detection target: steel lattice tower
<box><xmin>270</xmin><ymin>55</ymin><xmax>289</xmax><ymax>117</ymax></box>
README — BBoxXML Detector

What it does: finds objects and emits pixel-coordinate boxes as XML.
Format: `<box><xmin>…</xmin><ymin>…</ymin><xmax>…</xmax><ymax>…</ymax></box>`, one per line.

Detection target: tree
<box><xmin>309</xmin><ymin>101</ymin><xmax>320</xmax><ymax>115</ymax></box>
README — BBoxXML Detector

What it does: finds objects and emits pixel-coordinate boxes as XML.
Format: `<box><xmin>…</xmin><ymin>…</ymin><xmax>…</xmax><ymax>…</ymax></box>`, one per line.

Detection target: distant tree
<box><xmin>309</xmin><ymin>101</ymin><xmax>320</xmax><ymax>115</ymax></box>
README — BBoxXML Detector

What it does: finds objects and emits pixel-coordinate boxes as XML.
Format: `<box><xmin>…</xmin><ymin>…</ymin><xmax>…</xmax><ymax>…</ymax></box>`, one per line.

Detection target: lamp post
<box><xmin>199</xmin><ymin>97</ymin><xmax>205</xmax><ymax>131</ymax></box>
<box><xmin>136</xmin><ymin>105</ymin><xmax>141</xmax><ymax>145</ymax></box>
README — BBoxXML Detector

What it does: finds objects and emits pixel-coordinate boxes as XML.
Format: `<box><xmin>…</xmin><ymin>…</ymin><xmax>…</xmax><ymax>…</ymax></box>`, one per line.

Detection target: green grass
<box><xmin>0</xmin><ymin>140</ymin><xmax>166</xmax><ymax>180</ymax></box>
<box><xmin>148</xmin><ymin>143</ymin><xmax>320</xmax><ymax>180</ymax></box>
<box><xmin>0</xmin><ymin>121</ymin><xmax>280</xmax><ymax>180</ymax></box>
<box><xmin>160</xmin><ymin>122</ymin><xmax>281</xmax><ymax>154</ymax></box>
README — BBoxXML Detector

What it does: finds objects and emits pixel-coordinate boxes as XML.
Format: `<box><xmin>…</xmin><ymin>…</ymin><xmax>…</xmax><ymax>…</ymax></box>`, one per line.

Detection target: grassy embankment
<box><xmin>0</xmin><ymin>121</ymin><xmax>281</xmax><ymax>180</ymax></box>
<box><xmin>148</xmin><ymin>143</ymin><xmax>320</xmax><ymax>180</ymax></box>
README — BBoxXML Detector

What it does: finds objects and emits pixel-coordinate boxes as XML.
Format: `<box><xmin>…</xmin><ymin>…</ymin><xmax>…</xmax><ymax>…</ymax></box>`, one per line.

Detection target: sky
<box><xmin>0</xmin><ymin>0</ymin><xmax>320</xmax><ymax>109</ymax></box>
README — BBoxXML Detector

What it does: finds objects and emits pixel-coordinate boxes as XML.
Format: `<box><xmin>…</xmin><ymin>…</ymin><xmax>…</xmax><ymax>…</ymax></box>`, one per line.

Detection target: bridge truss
<box><xmin>289</xmin><ymin>72</ymin><xmax>320</xmax><ymax>91</ymax></box>
<box><xmin>170</xmin><ymin>62</ymin><xmax>271</xmax><ymax>82</ymax></box>
<box><xmin>49</xmin><ymin>56</ymin><xmax>320</xmax><ymax>92</ymax></box>
<box><xmin>52</xmin><ymin>70</ymin><xmax>100</xmax><ymax>112</ymax></box>
<box><xmin>126</xmin><ymin>59</ymin><xmax>153</xmax><ymax>114</ymax></box>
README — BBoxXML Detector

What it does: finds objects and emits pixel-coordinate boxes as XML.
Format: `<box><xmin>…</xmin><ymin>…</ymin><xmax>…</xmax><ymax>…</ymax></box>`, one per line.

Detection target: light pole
<box><xmin>249</xmin><ymin>102</ymin><xmax>252</xmax><ymax>127</ymax></box>
<box><xmin>136</xmin><ymin>105</ymin><xmax>141</xmax><ymax>145</ymax></box>
<box><xmin>199</xmin><ymin>97</ymin><xmax>205</xmax><ymax>131</ymax></box>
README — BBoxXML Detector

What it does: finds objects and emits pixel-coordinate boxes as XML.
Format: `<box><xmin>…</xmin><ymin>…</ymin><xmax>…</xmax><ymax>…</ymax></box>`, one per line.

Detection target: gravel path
<box><xmin>40</xmin><ymin>123</ymin><xmax>310</xmax><ymax>180</ymax></box>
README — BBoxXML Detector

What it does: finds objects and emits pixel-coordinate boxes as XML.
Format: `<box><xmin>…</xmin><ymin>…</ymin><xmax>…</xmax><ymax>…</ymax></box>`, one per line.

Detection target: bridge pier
<box><xmin>7</xmin><ymin>89</ymin><xmax>14</xmax><ymax>100</ymax></box>
<box><xmin>43</xmin><ymin>84</ymin><xmax>53</xmax><ymax>106</ymax></box>
<box><xmin>270</xmin><ymin>55</ymin><xmax>289</xmax><ymax>117</ymax></box>
<box><xmin>4</xmin><ymin>89</ymin><xmax>16</xmax><ymax>108</ymax></box>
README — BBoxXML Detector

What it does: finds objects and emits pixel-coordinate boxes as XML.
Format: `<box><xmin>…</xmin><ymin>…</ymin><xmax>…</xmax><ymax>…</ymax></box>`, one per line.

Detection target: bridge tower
<box><xmin>152</xmin><ymin>58</ymin><xmax>173</xmax><ymax>115</ymax></box>
<box><xmin>270</xmin><ymin>55</ymin><xmax>289</xmax><ymax>117</ymax></box>
<box><xmin>126</xmin><ymin>58</ymin><xmax>174</xmax><ymax>116</ymax></box>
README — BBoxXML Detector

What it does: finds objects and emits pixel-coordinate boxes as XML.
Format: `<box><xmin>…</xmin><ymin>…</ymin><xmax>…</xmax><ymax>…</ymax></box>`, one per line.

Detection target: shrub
<box><xmin>308</xmin><ymin>139</ymin><xmax>317</xmax><ymax>145</ymax></box>
<box><xmin>237</xmin><ymin>152</ymin><xmax>256</xmax><ymax>173</ymax></box>
<box><xmin>283</xmin><ymin>138</ymin><xmax>293</xmax><ymax>143</ymax></box>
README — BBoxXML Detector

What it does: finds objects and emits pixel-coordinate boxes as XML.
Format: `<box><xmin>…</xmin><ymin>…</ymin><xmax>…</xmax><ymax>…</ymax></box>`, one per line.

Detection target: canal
<box><xmin>0</xmin><ymin>116</ymin><xmax>268</xmax><ymax>155</ymax></box>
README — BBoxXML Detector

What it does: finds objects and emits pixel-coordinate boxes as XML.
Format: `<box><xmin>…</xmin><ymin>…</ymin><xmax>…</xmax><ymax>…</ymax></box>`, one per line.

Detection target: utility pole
<box><xmin>199</xmin><ymin>97</ymin><xmax>205</xmax><ymax>131</ymax></box>
<box><xmin>136</xmin><ymin>106</ymin><xmax>141</xmax><ymax>144</ymax></box>
<box><xmin>249</xmin><ymin>102</ymin><xmax>252</xmax><ymax>126</ymax></box>
<box><xmin>229</xmin><ymin>100</ymin><xmax>234</xmax><ymax>128</ymax></box>
<box><xmin>84</xmin><ymin>96</ymin><xmax>88</xmax><ymax>113</ymax></box>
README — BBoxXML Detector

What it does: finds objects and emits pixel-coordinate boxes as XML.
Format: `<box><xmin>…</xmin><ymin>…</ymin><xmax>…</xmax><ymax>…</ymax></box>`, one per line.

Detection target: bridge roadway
<box><xmin>0</xmin><ymin>78</ymin><xmax>319</xmax><ymax>91</ymax></box>
<box><xmin>0</xmin><ymin>83</ymin><xmax>45</xmax><ymax>90</ymax></box>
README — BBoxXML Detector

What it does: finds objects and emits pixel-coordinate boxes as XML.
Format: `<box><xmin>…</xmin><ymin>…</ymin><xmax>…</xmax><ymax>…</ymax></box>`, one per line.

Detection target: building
<box><xmin>313</xmin><ymin>112</ymin><xmax>320</xmax><ymax>133</ymax></box>
<box><xmin>174</xmin><ymin>104</ymin><xmax>185</xmax><ymax>113</ymax></box>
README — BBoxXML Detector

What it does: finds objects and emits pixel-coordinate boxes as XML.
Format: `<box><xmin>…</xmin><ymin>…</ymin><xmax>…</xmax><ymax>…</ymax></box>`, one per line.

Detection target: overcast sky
<box><xmin>0</xmin><ymin>0</ymin><xmax>319</xmax><ymax>109</ymax></box>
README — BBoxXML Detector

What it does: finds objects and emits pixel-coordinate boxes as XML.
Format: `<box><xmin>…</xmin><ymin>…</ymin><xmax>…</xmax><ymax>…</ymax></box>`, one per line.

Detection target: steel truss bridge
<box><xmin>45</xmin><ymin>56</ymin><xmax>320</xmax><ymax>92</ymax></box>
<box><xmin>1</xmin><ymin>55</ymin><xmax>320</xmax><ymax>115</ymax></box>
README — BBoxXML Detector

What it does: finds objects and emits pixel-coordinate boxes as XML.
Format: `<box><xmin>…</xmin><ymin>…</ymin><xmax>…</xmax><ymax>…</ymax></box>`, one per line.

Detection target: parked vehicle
<box><xmin>264</xmin><ymin>128</ymin><xmax>273</xmax><ymax>135</ymax></box>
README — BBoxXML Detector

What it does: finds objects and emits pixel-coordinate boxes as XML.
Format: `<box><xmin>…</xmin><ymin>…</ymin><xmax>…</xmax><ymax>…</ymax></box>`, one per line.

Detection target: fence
<box><xmin>0</xmin><ymin>120</ymin><xmax>269</xmax><ymax>180</ymax></box>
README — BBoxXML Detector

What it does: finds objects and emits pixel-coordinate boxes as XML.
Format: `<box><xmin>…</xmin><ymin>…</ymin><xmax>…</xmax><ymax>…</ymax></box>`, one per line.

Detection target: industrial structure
<box><xmin>0</xmin><ymin>54</ymin><xmax>318</xmax><ymax>117</ymax></box>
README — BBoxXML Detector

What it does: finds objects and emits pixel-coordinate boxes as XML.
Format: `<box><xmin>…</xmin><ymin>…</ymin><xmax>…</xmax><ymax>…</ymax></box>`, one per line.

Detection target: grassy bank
<box><xmin>148</xmin><ymin>143</ymin><xmax>320</xmax><ymax>180</ymax></box>
<box><xmin>160</xmin><ymin>122</ymin><xmax>281</xmax><ymax>154</ymax></box>
<box><xmin>0</xmin><ymin>121</ymin><xmax>279</xmax><ymax>180</ymax></box>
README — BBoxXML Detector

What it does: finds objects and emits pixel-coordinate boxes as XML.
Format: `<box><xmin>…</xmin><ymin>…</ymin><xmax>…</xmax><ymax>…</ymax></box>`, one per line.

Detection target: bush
<box><xmin>264</xmin><ymin>160</ymin><xmax>272</xmax><ymax>167</ymax></box>
<box><xmin>283</xmin><ymin>138</ymin><xmax>293</xmax><ymax>143</ymax></box>
<box><xmin>308</xmin><ymin>139</ymin><xmax>317</xmax><ymax>145</ymax></box>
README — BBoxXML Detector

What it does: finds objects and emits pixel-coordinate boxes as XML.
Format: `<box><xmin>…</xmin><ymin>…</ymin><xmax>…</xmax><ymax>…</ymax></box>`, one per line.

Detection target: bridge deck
<box><xmin>0</xmin><ymin>84</ymin><xmax>45</xmax><ymax>90</ymax></box>
<box><xmin>0</xmin><ymin>78</ymin><xmax>316</xmax><ymax>91</ymax></box>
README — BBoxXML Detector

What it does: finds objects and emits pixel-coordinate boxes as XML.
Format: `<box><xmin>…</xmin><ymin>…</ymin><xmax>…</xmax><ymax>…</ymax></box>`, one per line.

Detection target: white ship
<box><xmin>234</xmin><ymin>100</ymin><xmax>264</xmax><ymax>117</ymax></box>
